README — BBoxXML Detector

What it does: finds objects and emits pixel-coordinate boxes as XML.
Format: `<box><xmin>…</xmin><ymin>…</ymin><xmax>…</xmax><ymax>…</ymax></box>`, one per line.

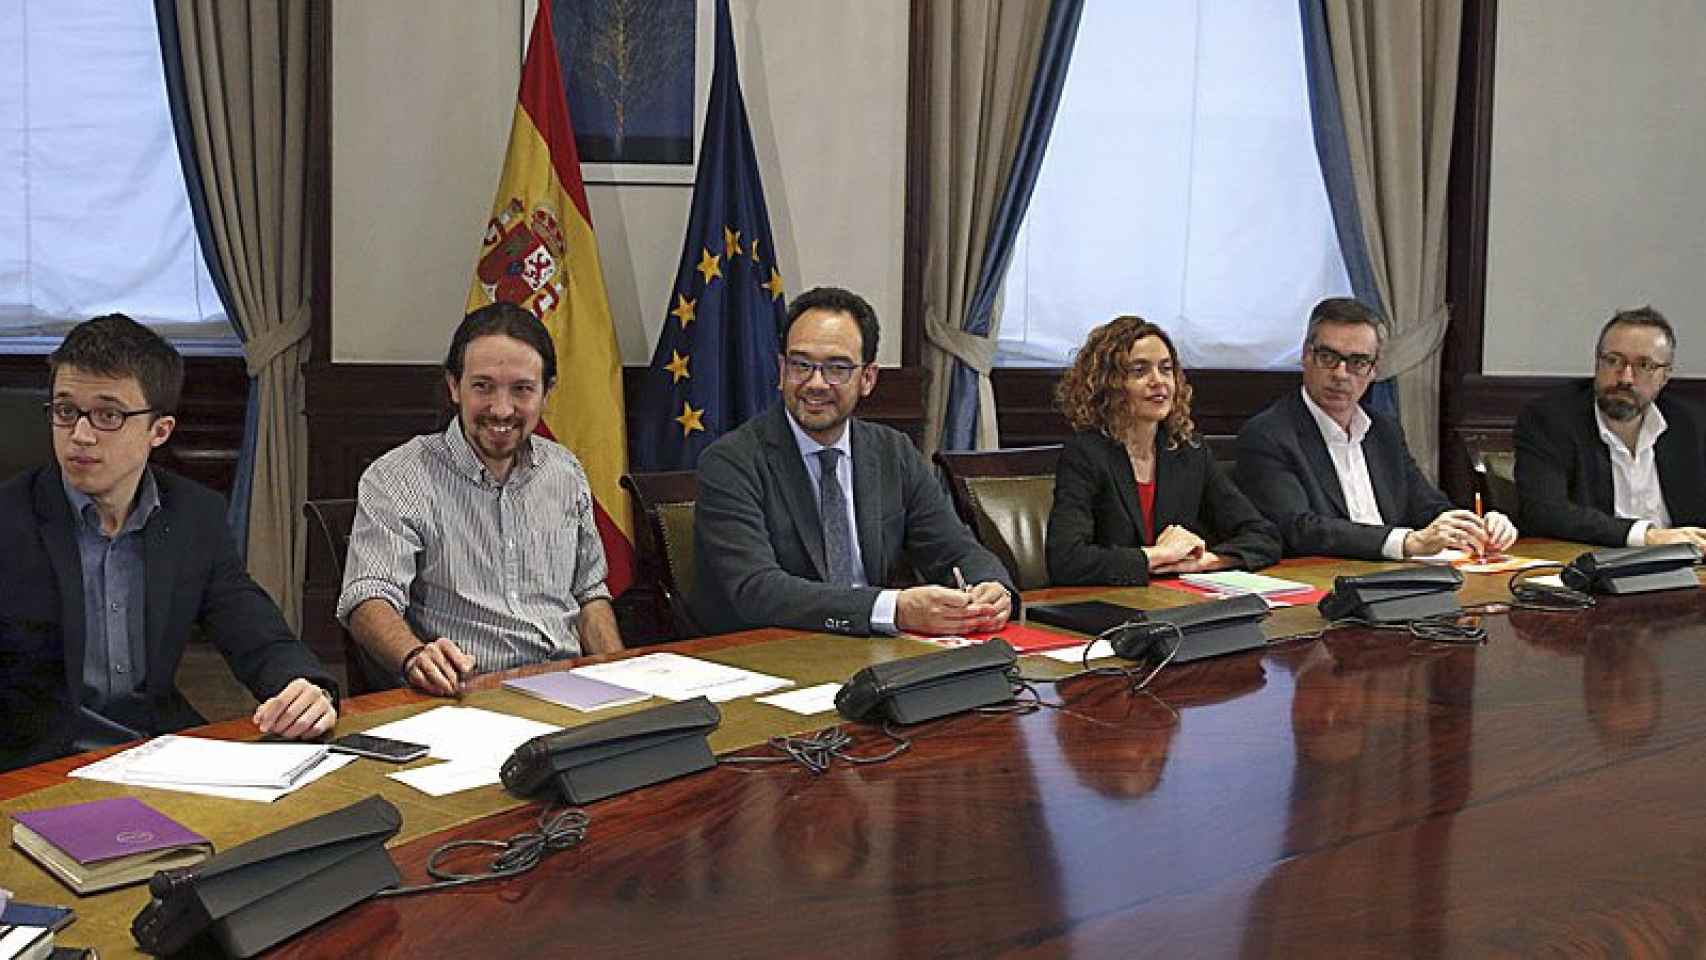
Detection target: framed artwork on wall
<box><xmin>523</xmin><ymin>0</ymin><xmax>713</xmax><ymax>184</ymax></box>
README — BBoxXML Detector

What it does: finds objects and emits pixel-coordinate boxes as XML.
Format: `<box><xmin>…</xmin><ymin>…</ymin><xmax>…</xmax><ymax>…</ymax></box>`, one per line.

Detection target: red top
<box><xmin>1136</xmin><ymin>480</ymin><xmax>1156</xmax><ymax>545</ymax></box>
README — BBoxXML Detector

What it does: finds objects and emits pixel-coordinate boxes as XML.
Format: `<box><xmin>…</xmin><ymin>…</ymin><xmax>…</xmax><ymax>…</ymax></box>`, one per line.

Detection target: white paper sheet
<box><xmin>361</xmin><ymin>706</ymin><xmax>560</xmax><ymax>765</ymax></box>
<box><xmin>71</xmin><ymin>742</ymin><xmax>356</xmax><ymax>802</ymax></box>
<box><xmin>755</xmin><ymin>683</ymin><xmax>843</xmax><ymax>715</ymax></box>
<box><xmin>573</xmin><ymin>653</ymin><xmax>794</xmax><ymax>703</ymax></box>
<box><xmin>1039</xmin><ymin>639</ymin><xmax>1116</xmax><ymax>664</ymax></box>
<box><xmin>389</xmin><ymin>760</ymin><xmax>505</xmax><ymax>797</ymax></box>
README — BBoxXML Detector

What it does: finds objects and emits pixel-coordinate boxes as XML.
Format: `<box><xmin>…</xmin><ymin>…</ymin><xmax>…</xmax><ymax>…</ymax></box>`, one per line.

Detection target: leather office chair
<box><xmin>1462</xmin><ymin>433</ymin><xmax>1519</xmax><ymax>518</ymax></box>
<box><xmin>620</xmin><ymin>471</ymin><xmax>702</xmax><ymax>640</ymax></box>
<box><xmin>934</xmin><ymin>446</ymin><xmax>1063</xmax><ymax>591</ymax></box>
<box><xmin>302</xmin><ymin>498</ymin><xmax>396</xmax><ymax>695</ymax></box>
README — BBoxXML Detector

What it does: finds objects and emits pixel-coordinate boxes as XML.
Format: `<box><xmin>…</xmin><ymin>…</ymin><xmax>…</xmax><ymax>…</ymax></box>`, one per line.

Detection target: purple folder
<box><xmin>12</xmin><ymin>796</ymin><xmax>207</xmax><ymax>865</ymax></box>
<box><xmin>502</xmin><ymin>670</ymin><xmax>649</xmax><ymax>712</ymax></box>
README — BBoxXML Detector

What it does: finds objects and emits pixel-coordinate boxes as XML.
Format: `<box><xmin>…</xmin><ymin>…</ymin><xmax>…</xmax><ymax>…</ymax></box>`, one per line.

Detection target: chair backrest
<box><xmin>301</xmin><ymin>498</ymin><xmax>394</xmax><ymax>695</ymax></box>
<box><xmin>934</xmin><ymin>446</ymin><xmax>1063</xmax><ymax>591</ymax></box>
<box><xmin>620</xmin><ymin>471</ymin><xmax>701</xmax><ymax>639</ymax></box>
<box><xmin>1462</xmin><ymin>434</ymin><xmax>1519</xmax><ymax>517</ymax></box>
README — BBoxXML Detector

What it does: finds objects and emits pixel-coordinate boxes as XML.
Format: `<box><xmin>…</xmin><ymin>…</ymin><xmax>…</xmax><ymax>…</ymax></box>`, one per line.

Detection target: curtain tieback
<box><xmin>242</xmin><ymin>304</ymin><xmax>312</xmax><ymax>377</ymax></box>
<box><xmin>923</xmin><ymin>310</ymin><xmax>998</xmax><ymax>374</ymax></box>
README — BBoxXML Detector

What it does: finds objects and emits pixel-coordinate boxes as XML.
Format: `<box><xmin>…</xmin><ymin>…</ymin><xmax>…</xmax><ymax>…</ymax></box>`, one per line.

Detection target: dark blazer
<box><xmin>690</xmin><ymin>403</ymin><xmax>1015</xmax><ymax>637</ymax></box>
<box><xmin>1514</xmin><ymin>380</ymin><xmax>1706</xmax><ymax>546</ymax></box>
<box><xmin>1235</xmin><ymin>390</ymin><xmax>1454</xmax><ymax>559</ymax></box>
<box><xmin>1046</xmin><ymin>430</ymin><xmax>1281</xmax><ymax>586</ymax></box>
<box><xmin>0</xmin><ymin>465</ymin><xmax>334</xmax><ymax>771</ymax></box>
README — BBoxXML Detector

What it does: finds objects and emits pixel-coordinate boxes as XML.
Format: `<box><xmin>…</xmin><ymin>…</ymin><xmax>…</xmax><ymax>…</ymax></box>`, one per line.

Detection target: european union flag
<box><xmin>630</xmin><ymin>0</ymin><xmax>784</xmax><ymax>471</ymax></box>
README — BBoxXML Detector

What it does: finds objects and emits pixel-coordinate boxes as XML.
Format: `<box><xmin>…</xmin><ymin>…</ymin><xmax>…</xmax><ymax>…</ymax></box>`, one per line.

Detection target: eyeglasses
<box><xmin>44</xmin><ymin>400</ymin><xmax>157</xmax><ymax>432</ymax></box>
<box><xmin>1309</xmin><ymin>344</ymin><xmax>1378</xmax><ymax>376</ymax></box>
<box><xmin>1596</xmin><ymin>352</ymin><xmax>1671</xmax><ymax>378</ymax></box>
<box><xmin>783</xmin><ymin>356</ymin><xmax>864</xmax><ymax>386</ymax></box>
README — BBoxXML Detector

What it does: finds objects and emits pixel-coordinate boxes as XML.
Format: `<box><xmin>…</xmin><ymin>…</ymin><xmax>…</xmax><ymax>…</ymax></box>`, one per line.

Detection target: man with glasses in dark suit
<box><xmin>1515</xmin><ymin>306</ymin><xmax>1706</xmax><ymax>548</ymax></box>
<box><xmin>1235</xmin><ymin>297</ymin><xmax>1517</xmax><ymax>559</ymax></box>
<box><xmin>690</xmin><ymin>286</ymin><xmax>1015</xmax><ymax>637</ymax></box>
<box><xmin>0</xmin><ymin>315</ymin><xmax>336</xmax><ymax>771</ymax></box>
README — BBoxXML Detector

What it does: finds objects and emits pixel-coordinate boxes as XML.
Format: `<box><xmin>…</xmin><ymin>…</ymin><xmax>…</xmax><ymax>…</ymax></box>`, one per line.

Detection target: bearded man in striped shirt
<box><xmin>337</xmin><ymin>304</ymin><xmax>622</xmax><ymax>695</ymax></box>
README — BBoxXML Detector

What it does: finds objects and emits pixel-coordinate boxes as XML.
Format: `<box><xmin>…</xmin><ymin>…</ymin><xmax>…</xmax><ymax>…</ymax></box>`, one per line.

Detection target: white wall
<box><xmin>331</xmin><ymin>0</ymin><xmax>908</xmax><ymax>367</ymax></box>
<box><xmin>1484</xmin><ymin>0</ymin><xmax>1706</xmax><ymax>377</ymax></box>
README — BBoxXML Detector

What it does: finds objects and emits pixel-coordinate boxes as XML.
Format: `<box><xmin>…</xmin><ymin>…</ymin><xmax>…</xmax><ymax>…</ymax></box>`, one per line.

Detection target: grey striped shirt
<box><xmin>336</xmin><ymin>419</ymin><xmax>611</xmax><ymax>672</ymax></box>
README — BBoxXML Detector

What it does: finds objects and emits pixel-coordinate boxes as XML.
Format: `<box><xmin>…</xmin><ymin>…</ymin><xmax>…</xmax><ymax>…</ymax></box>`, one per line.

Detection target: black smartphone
<box><xmin>328</xmin><ymin>732</ymin><xmax>430</xmax><ymax>763</ymax></box>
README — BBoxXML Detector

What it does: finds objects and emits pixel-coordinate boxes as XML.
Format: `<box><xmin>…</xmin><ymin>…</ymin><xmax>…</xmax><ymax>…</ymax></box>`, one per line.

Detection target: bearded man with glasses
<box><xmin>1515</xmin><ymin>306</ymin><xmax>1706</xmax><ymax>548</ymax></box>
<box><xmin>1235</xmin><ymin>297</ymin><xmax>1517</xmax><ymax>559</ymax></box>
<box><xmin>691</xmin><ymin>286</ymin><xmax>1015</xmax><ymax>637</ymax></box>
<box><xmin>0</xmin><ymin>314</ymin><xmax>337</xmax><ymax>771</ymax></box>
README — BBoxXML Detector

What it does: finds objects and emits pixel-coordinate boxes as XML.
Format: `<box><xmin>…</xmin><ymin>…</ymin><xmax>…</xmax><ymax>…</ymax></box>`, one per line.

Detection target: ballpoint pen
<box><xmin>952</xmin><ymin>566</ymin><xmax>969</xmax><ymax>593</ymax></box>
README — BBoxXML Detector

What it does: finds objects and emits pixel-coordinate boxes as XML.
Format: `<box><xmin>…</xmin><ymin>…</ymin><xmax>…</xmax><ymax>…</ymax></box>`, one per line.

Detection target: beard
<box><xmin>1595</xmin><ymin>387</ymin><xmax>1644</xmax><ymax>422</ymax></box>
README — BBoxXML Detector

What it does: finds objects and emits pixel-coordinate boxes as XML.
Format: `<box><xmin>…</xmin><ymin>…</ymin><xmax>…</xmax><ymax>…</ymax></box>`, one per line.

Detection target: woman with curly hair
<box><xmin>1046</xmin><ymin>316</ymin><xmax>1280</xmax><ymax>586</ymax></box>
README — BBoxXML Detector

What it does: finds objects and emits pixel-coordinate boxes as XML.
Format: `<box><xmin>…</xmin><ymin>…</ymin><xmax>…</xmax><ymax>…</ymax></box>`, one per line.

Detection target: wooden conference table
<box><xmin>6</xmin><ymin>541</ymin><xmax>1706</xmax><ymax>958</ymax></box>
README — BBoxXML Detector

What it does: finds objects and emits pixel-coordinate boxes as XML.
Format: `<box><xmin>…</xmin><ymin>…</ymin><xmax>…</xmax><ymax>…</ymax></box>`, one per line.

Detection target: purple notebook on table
<box><xmin>502</xmin><ymin>670</ymin><xmax>649</xmax><ymax>712</ymax></box>
<box><xmin>12</xmin><ymin>796</ymin><xmax>206</xmax><ymax>864</ymax></box>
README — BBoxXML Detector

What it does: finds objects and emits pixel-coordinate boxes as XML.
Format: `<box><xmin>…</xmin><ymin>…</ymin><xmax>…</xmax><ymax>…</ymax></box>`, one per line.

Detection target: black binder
<box><xmin>501</xmin><ymin>696</ymin><xmax>721</xmax><ymax>803</ymax></box>
<box><xmin>131</xmin><ymin>795</ymin><xmax>401</xmax><ymax>958</ymax></box>
<box><xmin>1024</xmin><ymin>600</ymin><xmax>1144</xmax><ymax>636</ymax></box>
<box><xmin>836</xmin><ymin>640</ymin><xmax>1017</xmax><ymax>724</ymax></box>
<box><xmin>1318</xmin><ymin>565</ymin><xmax>1464</xmax><ymax>623</ymax></box>
<box><xmin>1562</xmin><ymin>543</ymin><xmax>1701</xmax><ymax>595</ymax></box>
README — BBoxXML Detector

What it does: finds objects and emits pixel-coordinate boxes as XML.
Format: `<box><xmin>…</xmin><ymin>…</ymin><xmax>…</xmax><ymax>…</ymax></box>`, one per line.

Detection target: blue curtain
<box><xmin>942</xmin><ymin>0</ymin><xmax>1086</xmax><ymax>450</ymax></box>
<box><xmin>1297</xmin><ymin>0</ymin><xmax>1398</xmax><ymax>421</ymax></box>
<box><xmin>153</xmin><ymin>0</ymin><xmax>257</xmax><ymax>555</ymax></box>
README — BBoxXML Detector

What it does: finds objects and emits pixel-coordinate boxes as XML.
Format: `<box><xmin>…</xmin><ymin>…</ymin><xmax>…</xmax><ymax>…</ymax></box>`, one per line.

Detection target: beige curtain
<box><xmin>1322</xmin><ymin>0</ymin><xmax>1462</xmax><ymax>480</ymax></box>
<box><xmin>171</xmin><ymin>1</ymin><xmax>312</xmax><ymax>630</ymax></box>
<box><xmin>919</xmin><ymin>0</ymin><xmax>1053</xmax><ymax>458</ymax></box>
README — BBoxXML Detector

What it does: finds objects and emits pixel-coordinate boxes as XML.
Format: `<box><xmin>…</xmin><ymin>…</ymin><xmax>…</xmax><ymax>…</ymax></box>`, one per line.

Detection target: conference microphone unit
<box><xmin>1562</xmin><ymin>543</ymin><xmax>1702</xmax><ymax>596</ymax></box>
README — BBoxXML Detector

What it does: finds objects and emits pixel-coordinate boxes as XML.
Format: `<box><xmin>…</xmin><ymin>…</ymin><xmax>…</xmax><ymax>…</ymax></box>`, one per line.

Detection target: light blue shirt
<box><xmin>783</xmin><ymin>412</ymin><xmax>900</xmax><ymax>633</ymax></box>
<box><xmin>63</xmin><ymin>469</ymin><xmax>160</xmax><ymax>749</ymax></box>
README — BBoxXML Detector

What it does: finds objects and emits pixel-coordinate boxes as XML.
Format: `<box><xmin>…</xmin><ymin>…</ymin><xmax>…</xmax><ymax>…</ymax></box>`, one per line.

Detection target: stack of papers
<box><xmin>573</xmin><ymin>652</ymin><xmax>793</xmax><ymax>703</ymax></box>
<box><xmin>71</xmin><ymin>735</ymin><xmax>353</xmax><ymax>803</ymax></box>
<box><xmin>363</xmin><ymin>706</ymin><xmax>560</xmax><ymax>797</ymax></box>
<box><xmin>1180</xmin><ymin>571</ymin><xmax>1316</xmax><ymax>597</ymax></box>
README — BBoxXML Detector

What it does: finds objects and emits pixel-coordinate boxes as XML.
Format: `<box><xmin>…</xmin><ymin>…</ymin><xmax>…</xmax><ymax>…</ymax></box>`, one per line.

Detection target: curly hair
<box><xmin>1055</xmin><ymin>315</ymin><xmax>1196</xmax><ymax>448</ymax></box>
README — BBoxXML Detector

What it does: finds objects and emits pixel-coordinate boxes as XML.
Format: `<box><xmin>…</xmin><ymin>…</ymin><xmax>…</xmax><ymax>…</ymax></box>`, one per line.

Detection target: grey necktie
<box><xmin>816</xmin><ymin>447</ymin><xmax>857</xmax><ymax>586</ymax></box>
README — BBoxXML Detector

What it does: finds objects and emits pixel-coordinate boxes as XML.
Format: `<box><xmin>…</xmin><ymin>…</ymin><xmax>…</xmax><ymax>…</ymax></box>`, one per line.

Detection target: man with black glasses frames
<box><xmin>1515</xmin><ymin>306</ymin><xmax>1705</xmax><ymax>548</ymax></box>
<box><xmin>0</xmin><ymin>315</ymin><xmax>337</xmax><ymax>771</ymax></box>
<box><xmin>690</xmin><ymin>286</ymin><xmax>1015</xmax><ymax>637</ymax></box>
<box><xmin>1235</xmin><ymin>297</ymin><xmax>1517</xmax><ymax>559</ymax></box>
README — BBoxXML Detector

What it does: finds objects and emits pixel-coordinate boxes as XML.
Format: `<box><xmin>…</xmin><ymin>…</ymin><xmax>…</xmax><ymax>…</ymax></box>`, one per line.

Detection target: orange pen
<box><xmin>1473</xmin><ymin>492</ymin><xmax>1486</xmax><ymax>561</ymax></box>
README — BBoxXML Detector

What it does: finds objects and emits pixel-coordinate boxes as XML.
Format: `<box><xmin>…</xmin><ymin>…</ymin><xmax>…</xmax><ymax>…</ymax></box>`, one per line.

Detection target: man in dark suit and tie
<box><xmin>1514</xmin><ymin>306</ymin><xmax>1706</xmax><ymax>548</ymax></box>
<box><xmin>690</xmin><ymin>286</ymin><xmax>1015</xmax><ymax>637</ymax></box>
<box><xmin>0</xmin><ymin>315</ymin><xmax>337</xmax><ymax>771</ymax></box>
<box><xmin>1235</xmin><ymin>297</ymin><xmax>1517</xmax><ymax>559</ymax></box>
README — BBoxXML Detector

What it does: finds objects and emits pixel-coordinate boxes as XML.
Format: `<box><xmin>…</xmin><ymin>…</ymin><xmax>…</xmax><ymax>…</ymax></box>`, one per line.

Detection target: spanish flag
<box><xmin>466</xmin><ymin>1</ymin><xmax>634</xmax><ymax>595</ymax></box>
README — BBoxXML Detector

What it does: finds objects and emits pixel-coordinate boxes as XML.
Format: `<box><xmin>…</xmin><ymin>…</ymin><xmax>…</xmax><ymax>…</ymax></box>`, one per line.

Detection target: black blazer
<box><xmin>1046</xmin><ymin>430</ymin><xmax>1280</xmax><ymax>586</ymax></box>
<box><xmin>1234</xmin><ymin>390</ymin><xmax>1454</xmax><ymax>559</ymax></box>
<box><xmin>0</xmin><ymin>465</ymin><xmax>334</xmax><ymax>771</ymax></box>
<box><xmin>690</xmin><ymin>404</ymin><xmax>1015</xmax><ymax>636</ymax></box>
<box><xmin>1514</xmin><ymin>380</ymin><xmax>1706</xmax><ymax>546</ymax></box>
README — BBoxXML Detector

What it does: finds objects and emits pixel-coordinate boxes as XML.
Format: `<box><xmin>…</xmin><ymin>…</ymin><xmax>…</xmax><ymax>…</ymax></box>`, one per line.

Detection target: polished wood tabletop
<box><xmin>8</xmin><ymin>554</ymin><xmax>1706</xmax><ymax>958</ymax></box>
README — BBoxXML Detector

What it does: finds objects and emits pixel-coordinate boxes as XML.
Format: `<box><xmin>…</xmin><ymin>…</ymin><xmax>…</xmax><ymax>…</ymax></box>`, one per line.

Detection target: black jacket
<box><xmin>0</xmin><ymin>465</ymin><xmax>334</xmax><ymax>771</ymax></box>
<box><xmin>690</xmin><ymin>404</ymin><xmax>1015</xmax><ymax>636</ymax></box>
<box><xmin>1514</xmin><ymin>380</ymin><xmax>1706</xmax><ymax>545</ymax></box>
<box><xmin>1046</xmin><ymin>429</ymin><xmax>1280</xmax><ymax>586</ymax></box>
<box><xmin>1235</xmin><ymin>391</ymin><xmax>1454</xmax><ymax>558</ymax></box>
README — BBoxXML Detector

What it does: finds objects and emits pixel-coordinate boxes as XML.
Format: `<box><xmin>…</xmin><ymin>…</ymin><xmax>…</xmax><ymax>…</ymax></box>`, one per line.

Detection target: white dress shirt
<box><xmin>785</xmin><ymin>413</ymin><xmax>901</xmax><ymax>633</ymax></box>
<box><xmin>1299</xmin><ymin>388</ymin><xmax>1411</xmax><ymax>560</ymax></box>
<box><xmin>1595</xmin><ymin>403</ymin><xmax>1672</xmax><ymax>547</ymax></box>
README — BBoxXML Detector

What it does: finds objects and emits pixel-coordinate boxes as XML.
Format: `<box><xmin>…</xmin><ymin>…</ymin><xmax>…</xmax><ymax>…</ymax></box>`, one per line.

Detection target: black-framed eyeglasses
<box><xmin>1596</xmin><ymin>352</ymin><xmax>1671</xmax><ymax>378</ymax></box>
<box><xmin>1309</xmin><ymin>344</ymin><xmax>1379</xmax><ymax>376</ymax></box>
<box><xmin>783</xmin><ymin>356</ymin><xmax>865</xmax><ymax>386</ymax></box>
<box><xmin>44</xmin><ymin>400</ymin><xmax>157</xmax><ymax>432</ymax></box>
